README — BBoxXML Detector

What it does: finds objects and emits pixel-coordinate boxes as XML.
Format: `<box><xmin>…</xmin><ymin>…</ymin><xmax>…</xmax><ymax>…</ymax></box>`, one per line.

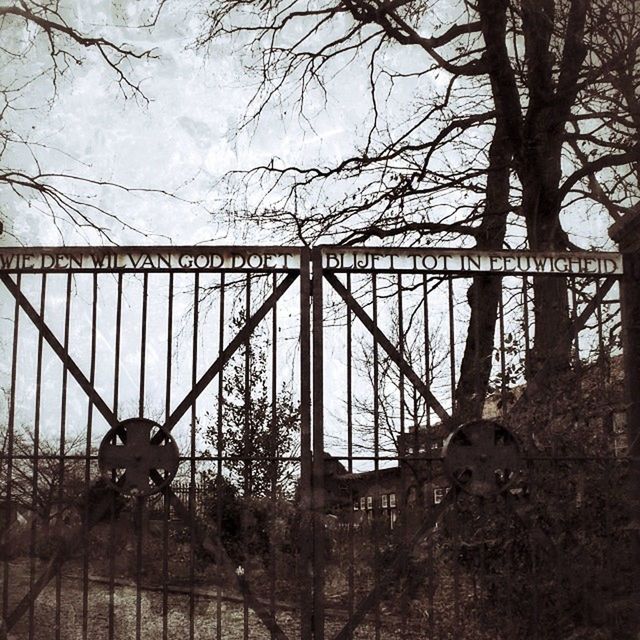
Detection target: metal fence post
<box><xmin>312</xmin><ymin>247</ymin><xmax>325</xmax><ymax>639</ymax></box>
<box><xmin>300</xmin><ymin>248</ymin><xmax>314</xmax><ymax>640</ymax></box>
<box><xmin>610</xmin><ymin>214</ymin><xmax>640</xmax><ymax>627</ymax></box>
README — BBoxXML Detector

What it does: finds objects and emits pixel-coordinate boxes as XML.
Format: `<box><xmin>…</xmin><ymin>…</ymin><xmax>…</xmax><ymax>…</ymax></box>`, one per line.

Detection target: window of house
<box><xmin>614</xmin><ymin>433</ymin><xmax>628</xmax><ymax>457</ymax></box>
<box><xmin>360</xmin><ymin>497</ymin><xmax>366</xmax><ymax>510</ymax></box>
<box><xmin>366</xmin><ymin>496</ymin><xmax>373</xmax><ymax>510</ymax></box>
<box><xmin>353</xmin><ymin>500</ymin><xmax>359</xmax><ymax>511</ymax></box>
<box><xmin>433</xmin><ymin>487</ymin><xmax>448</xmax><ymax>504</ymax></box>
<box><xmin>613</xmin><ymin>411</ymin><xmax>626</xmax><ymax>434</ymax></box>
<box><xmin>389</xmin><ymin>493</ymin><xmax>396</xmax><ymax>508</ymax></box>
<box><xmin>381</xmin><ymin>494</ymin><xmax>388</xmax><ymax>508</ymax></box>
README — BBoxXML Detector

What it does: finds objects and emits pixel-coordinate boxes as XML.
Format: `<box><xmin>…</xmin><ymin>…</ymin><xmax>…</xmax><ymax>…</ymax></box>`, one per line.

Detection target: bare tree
<box><xmin>0</xmin><ymin>0</ymin><xmax>169</xmax><ymax>241</ymax></box>
<box><xmin>197</xmin><ymin>0</ymin><xmax>639</xmax><ymax>414</ymax></box>
<box><xmin>568</xmin><ymin>0</ymin><xmax>640</xmax><ymax>223</ymax></box>
<box><xmin>0</xmin><ymin>427</ymin><xmax>85</xmax><ymax>536</ymax></box>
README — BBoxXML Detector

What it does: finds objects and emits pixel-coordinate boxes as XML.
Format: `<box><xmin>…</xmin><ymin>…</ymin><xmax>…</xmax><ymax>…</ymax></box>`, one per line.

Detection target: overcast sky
<box><xmin>0</xmin><ymin>0</ymin><xmax>617</xmax><ymax>250</ymax></box>
<box><xmin>1</xmin><ymin>0</ymin><xmax>390</xmax><ymax>247</ymax></box>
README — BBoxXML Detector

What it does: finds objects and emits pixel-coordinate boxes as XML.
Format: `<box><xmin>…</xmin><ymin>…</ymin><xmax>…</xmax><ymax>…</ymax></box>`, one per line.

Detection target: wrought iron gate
<box><xmin>0</xmin><ymin>246</ymin><xmax>636</xmax><ymax>639</ymax></box>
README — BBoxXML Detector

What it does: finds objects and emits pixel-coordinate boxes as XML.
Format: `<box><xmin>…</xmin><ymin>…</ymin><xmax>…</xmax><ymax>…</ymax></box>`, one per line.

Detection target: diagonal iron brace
<box><xmin>325</xmin><ymin>272</ymin><xmax>452</xmax><ymax>425</ymax></box>
<box><xmin>162</xmin><ymin>272</ymin><xmax>299</xmax><ymax>433</ymax></box>
<box><xmin>6</xmin><ymin>472</ymin><xmax>290</xmax><ymax>639</ymax></box>
<box><xmin>0</xmin><ymin>273</ymin><xmax>118</xmax><ymax>427</ymax></box>
<box><xmin>3</xmin><ymin>272</ymin><xmax>298</xmax><ymax>634</ymax></box>
<box><xmin>153</xmin><ymin>471</ymin><xmax>290</xmax><ymax>640</ymax></box>
<box><xmin>332</xmin><ymin>495</ymin><xmax>453</xmax><ymax>640</ymax></box>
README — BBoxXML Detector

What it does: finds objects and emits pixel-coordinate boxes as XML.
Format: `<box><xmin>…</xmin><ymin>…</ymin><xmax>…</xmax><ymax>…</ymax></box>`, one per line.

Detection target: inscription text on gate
<box><xmin>0</xmin><ymin>248</ymin><xmax>623</xmax><ymax>275</ymax></box>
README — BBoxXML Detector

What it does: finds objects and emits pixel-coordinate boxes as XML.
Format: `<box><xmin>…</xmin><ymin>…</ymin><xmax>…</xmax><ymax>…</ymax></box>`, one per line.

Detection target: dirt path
<box><xmin>2</xmin><ymin>560</ymin><xmax>303</xmax><ymax>640</ymax></box>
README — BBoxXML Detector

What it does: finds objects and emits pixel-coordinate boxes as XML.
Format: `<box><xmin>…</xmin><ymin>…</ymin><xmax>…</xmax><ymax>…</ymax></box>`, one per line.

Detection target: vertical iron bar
<box><xmin>82</xmin><ymin>274</ymin><xmax>98</xmax><ymax>640</ymax></box>
<box><xmin>602</xmin><ymin>458</ymin><xmax>614</xmax><ymax>632</ymax></box>
<box><xmin>2</xmin><ymin>274</ymin><xmax>20</xmax><ymax>626</ymax></box>
<box><xmin>498</xmin><ymin>287</ymin><xmax>507</xmax><ymax>421</ymax></box>
<box><xmin>269</xmin><ymin>272</ymin><xmax>278</xmax><ymax>625</ymax></box>
<box><xmin>140</xmin><ymin>272</ymin><xmax>148</xmax><ymax>416</ymax></box>
<box><xmin>347</xmin><ymin>274</ymin><xmax>353</xmax><ymax>470</ymax></box>
<box><xmin>423</xmin><ymin>275</ymin><xmax>430</xmax><ymax>431</ymax></box>
<box><xmin>397</xmin><ymin>274</ymin><xmax>408</xmax><ymax>639</ymax></box>
<box><xmin>299</xmin><ymin>249</ymin><xmax>312</xmax><ymax>640</ymax></box>
<box><xmin>521</xmin><ymin>275</ymin><xmax>533</xmax><ymax>454</ymax></box>
<box><xmin>190</xmin><ymin>272</ymin><xmax>199</xmax><ymax>640</ymax></box>
<box><xmin>312</xmin><ymin>248</ymin><xmax>325</xmax><ymax>640</ymax></box>
<box><xmin>55</xmin><ymin>273</ymin><xmax>72</xmax><ymax>640</ymax></box>
<box><xmin>217</xmin><ymin>272</ymin><xmax>226</xmax><ymax>640</ymax></box>
<box><xmin>472</xmin><ymin>274</ymin><xmax>480</xmax><ymax>410</ymax></box>
<box><xmin>595</xmin><ymin>279</ymin><xmax>606</xmax><ymax>389</ymax></box>
<box><xmin>163</xmin><ymin>272</ymin><xmax>174</xmax><ymax>640</ymax></box>
<box><xmin>522</xmin><ymin>276</ymin><xmax>531</xmax><ymax>378</ymax></box>
<box><xmin>136</xmin><ymin>272</ymin><xmax>149</xmax><ymax>640</ymax></box>
<box><xmin>371</xmin><ymin>274</ymin><xmax>381</xmax><ymax>639</ymax></box>
<box><xmin>243</xmin><ymin>274</ymin><xmax>251</xmax><ymax>640</ymax></box>
<box><xmin>472</xmin><ymin>275</ymin><xmax>485</xmax><ymax>631</ymax></box>
<box><xmin>134</xmin><ymin>497</ymin><xmax>144</xmax><ymax>640</ymax></box>
<box><xmin>448</xmin><ymin>276</ymin><xmax>456</xmax><ymax>415</ymax></box>
<box><xmin>571</xmin><ymin>277</ymin><xmax>583</xmax><ymax>400</ymax></box>
<box><xmin>594</xmin><ymin>279</ymin><xmax>611</xmax><ymax>455</ymax></box>
<box><xmin>346</xmin><ymin>272</ymin><xmax>354</xmax><ymax>638</ymax></box>
<box><xmin>448</xmin><ymin>275</ymin><xmax>460</xmax><ymax>636</ymax></box>
<box><xmin>28</xmin><ymin>274</ymin><xmax>46</xmax><ymax>640</ymax></box>
<box><xmin>422</xmin><ymin>273</ymin><xmax>435</xmax><ymax>636</ymax></box>
<box><xmin>108</xmin><ymin>273</ymin><xmax>123</xmax><ymax>640</ymax></box>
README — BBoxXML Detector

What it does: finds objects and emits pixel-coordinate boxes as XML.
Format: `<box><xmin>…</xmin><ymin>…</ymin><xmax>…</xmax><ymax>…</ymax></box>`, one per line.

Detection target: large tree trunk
<box><xmin>522</xmin><ymin>136</ymin><xmax>572</xmax><ymax>377</ymax></box>
<box><xmin>477</xmin><ymin>0</ymin><xmax>588</xmax><ymax>381</ymax></box>
<box><xmin>454</xmin><ymin>123</ymin><xmax>511</xmax><ymax>421</ymax></box>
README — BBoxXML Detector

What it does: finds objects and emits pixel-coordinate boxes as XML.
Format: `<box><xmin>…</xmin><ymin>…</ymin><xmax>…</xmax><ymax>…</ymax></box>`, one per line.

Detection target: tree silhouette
<box><xmin>197</xmin><ymin>0</ymin><xmax>640</xmax><ymax>408</ymax></box>
<box><xmin>203</xmin><ymin>311</ymin><xmax>300</xmax><ymax>498</ymax></box>
<box><xmin>0</xmin><ymin>0</ymin><xmax>168</xmax><ymax>240</ymax></box>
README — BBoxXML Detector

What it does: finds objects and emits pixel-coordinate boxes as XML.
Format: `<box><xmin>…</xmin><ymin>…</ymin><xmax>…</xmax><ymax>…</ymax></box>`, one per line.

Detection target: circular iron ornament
<box><xmin>98</xmin><ymin>418</ymin><xmax>180</xmax><ymax>498</ymax></box>
<box><xmin>443</xmin><ymin>419</ymin><xmax>522</xmax><ymax>497</ymax></box>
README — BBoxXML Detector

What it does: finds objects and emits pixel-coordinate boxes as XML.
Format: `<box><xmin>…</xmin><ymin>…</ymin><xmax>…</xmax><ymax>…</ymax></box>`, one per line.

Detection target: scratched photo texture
<box><xmin>0</xmin><ymin>0</ymin><xmax>639</xmax><ymax>639</ymax></box>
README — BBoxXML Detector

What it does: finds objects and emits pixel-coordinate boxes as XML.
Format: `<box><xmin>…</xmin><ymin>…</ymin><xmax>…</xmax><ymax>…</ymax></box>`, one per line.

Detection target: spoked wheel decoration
<box><xmin>443</xmin><ymin>419</ymin><xmax>523</xmax><ymax>497</ymax></box>
<box><xmin>98</xmin><ymin>417</ymin><xmax>180</xmax><ymax>498</ymax></box>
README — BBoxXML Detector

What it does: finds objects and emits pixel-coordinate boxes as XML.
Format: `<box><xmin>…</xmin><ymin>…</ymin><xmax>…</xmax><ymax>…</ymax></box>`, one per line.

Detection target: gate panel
<box><xmin>0</xmin><ymin>247</ymin><xmax>312</xmax><ymax>640</ymax></box>
<box><xmin>315</xmin><ymin>247</ymin><xmax>634</xmax><ymax>639</ymax></box>
<box><xmin>0</xmin><ymin>245</ymin><xmax>636</xmax><ymax>639</ymax></box>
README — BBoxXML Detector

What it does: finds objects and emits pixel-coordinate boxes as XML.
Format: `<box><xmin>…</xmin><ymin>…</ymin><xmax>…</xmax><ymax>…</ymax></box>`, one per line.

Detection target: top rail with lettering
<box><xmin>0</xmin><ymin>246</ymin><xmax>624</xmax><ymax>275</ymax></box>
<box><xmin>0</xmin><ymin>246</ymin><xmax>302</xmax><ymax>272</ymax></box>
<box><xmin>320</xmin><ymin>247</ymin><xmax>623</xmax><ymax>276</ymax></box>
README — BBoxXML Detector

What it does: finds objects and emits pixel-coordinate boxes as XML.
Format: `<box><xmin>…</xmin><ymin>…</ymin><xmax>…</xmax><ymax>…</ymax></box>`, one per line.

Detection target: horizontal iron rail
<box><xmin>319</xmin><ymin>246</ymin><xmax>623</xmax><ymax>275</ymax></box>
<box><xmin>0</xmin><ymin>246</ymin><xmax>623</xmax><ymax>275</ymax></box>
